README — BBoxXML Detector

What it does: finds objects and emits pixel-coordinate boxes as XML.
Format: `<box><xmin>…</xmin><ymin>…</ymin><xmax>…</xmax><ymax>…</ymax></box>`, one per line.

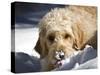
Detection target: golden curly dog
<box><xmin>34</xmin><ymin>5</ymin><xmax>97</xmax><ymax>71</ymax></box>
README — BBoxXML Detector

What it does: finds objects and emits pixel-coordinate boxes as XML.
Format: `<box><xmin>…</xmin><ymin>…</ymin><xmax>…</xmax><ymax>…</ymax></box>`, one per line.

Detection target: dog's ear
<box><xmin>72</xmin><ymin>23</ymin><xmax>84</xmax><ymax>50</ymax></box>
<box><xmin>34</xmin><ymin>37</ymin><xmax>42</xmax><ymax>55</ymax></box>
<box><xmin>34</xmin><ymin>33</ymin><xmax>48</xmax><ymax>58</ymax></box>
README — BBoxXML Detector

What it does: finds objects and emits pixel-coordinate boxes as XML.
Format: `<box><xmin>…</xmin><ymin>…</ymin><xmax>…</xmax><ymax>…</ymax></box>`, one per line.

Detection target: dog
<box><xmin>34</xmin><ymin>5</ymin><xmax>97</xmax><ymax>71</ymax></box>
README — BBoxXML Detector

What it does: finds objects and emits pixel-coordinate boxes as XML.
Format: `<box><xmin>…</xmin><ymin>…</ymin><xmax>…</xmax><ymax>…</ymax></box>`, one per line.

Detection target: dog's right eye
<box><xmin>64</xmin><ymin>34</ymin><xmax>70</xmax><ymax>39</ymax></box>
<box><xmin>48</xmin><ymin>35</ymin><xmax>55</xmax><ymax>42</ymax></box>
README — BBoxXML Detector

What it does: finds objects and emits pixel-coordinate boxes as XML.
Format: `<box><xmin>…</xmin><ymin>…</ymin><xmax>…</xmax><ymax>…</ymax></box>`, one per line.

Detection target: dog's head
<box><xmin>34</xmin><ymin>8</ymin><xmax>84</xmax><ymax>65</ymax></box>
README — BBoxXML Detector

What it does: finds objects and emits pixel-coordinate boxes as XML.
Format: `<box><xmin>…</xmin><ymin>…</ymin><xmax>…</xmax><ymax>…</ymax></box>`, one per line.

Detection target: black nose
<box><xmin>59</xmin><ymin>54</ymin><xmax>64</xmax><ymax>60</ymax></box>
<box><xmin>55</xmin><ymin>50</ymin><xmax>65</xmax><ymax>60</ymax></box>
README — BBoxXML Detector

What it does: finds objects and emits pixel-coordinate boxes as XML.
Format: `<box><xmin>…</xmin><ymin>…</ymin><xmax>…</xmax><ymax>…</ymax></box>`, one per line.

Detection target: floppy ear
<box><xmin>34</xmin><ymin>37</ymin><xmax>42</xmax><ymax>55</ymax></box>
<box><xmin>34</xmin><ymin>33</ymin><xmax>48</xmax><ymax>58</ymax></box>
<box><xmin>72</xmin><ymin>23</ymin><xmax>84</xmax><ymax>50</ymax></box>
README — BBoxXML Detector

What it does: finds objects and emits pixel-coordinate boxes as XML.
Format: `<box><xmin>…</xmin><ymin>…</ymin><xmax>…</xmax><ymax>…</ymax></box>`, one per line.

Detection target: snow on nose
<box><xmin>55</xmin><ymin>50</ymin><xmax>65</xmax><ymax>60</ymax></box>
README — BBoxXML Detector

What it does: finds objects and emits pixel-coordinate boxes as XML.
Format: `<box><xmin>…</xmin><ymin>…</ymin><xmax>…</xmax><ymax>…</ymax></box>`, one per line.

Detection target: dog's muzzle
<box><xmin>55</xmin><ymin>50</ymin><xmax>65</xmax><ymax>60</ymax></box>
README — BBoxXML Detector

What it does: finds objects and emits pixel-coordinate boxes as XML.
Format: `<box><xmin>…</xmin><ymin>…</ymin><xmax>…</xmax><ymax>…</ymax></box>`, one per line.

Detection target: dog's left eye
<box><xmin>48</xmin><ymin>35</ymin><xmax>55</xmax><ymax>42</ymax></box>
<box><xmin>64</xmin><ymin>34</ymin><xmax>69</xmax><ymax>39</ymax></box>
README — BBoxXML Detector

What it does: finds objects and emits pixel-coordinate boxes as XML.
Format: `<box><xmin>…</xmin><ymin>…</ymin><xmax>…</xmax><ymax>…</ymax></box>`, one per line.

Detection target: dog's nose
<box><xmin>55</xmin><ymin>50</ymin><xmax>65</xmax><ymax>60</ymax></box>
<box><xmin>59</xmin><ymin>54</ymin><xmax>64</xmax><ymax>60</ymax></box>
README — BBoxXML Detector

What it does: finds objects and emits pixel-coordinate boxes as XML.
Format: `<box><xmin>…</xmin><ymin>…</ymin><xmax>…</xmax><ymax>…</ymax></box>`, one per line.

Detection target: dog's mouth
<box><xmin>53</xmin><ymin>50</ymin><xmax>65</xmax><ymax>67</ymax></box>
<box><xmin>54</xmin><ymin>60</ymin><xmax>63</xmax><ymax>68</ymax></box>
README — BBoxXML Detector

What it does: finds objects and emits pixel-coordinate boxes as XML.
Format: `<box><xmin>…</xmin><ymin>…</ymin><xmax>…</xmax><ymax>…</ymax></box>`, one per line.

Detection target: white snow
<box><xmin>14</xmin><ymin>27</ymin><xmax>40</xmax><ymax>58</ymax></box>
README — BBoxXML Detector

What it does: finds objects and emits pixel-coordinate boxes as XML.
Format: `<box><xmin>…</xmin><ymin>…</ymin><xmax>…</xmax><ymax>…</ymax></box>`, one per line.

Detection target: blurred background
<box><xmin>12</xmin><ymin>2</ymin><xmax>66</xmax><ymax>29</ymax></box>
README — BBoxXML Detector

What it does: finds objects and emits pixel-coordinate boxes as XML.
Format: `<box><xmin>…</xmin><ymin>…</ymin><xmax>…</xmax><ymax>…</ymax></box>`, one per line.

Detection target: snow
<box><xmin>14</xmin><ymin>27</ymin><xmax>40</xmax><ymax>58</ymax></box>
<box><xmin>73</xmin><ymin>57</ymin><xmax>97</xmax><ymax>69</ymax></box>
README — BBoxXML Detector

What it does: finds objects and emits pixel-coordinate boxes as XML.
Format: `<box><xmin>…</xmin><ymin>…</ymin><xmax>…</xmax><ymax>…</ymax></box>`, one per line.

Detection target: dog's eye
<box><xmin>48</xmin><ymin>35</ymin><xmax>55</xmax><ymax>42</ymax></box>
<box><xmin>64</xmin><ymin>34</ymin><xmax>69</xmax><ymax>39</ymax></box>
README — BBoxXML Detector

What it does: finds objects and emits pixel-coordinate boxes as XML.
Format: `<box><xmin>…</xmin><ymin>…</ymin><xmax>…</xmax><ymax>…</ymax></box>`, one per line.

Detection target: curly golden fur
<box><xmin>34</xmin><ymin>5</ymin><xmax>97</xmax><ymax>71</ymax></box>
